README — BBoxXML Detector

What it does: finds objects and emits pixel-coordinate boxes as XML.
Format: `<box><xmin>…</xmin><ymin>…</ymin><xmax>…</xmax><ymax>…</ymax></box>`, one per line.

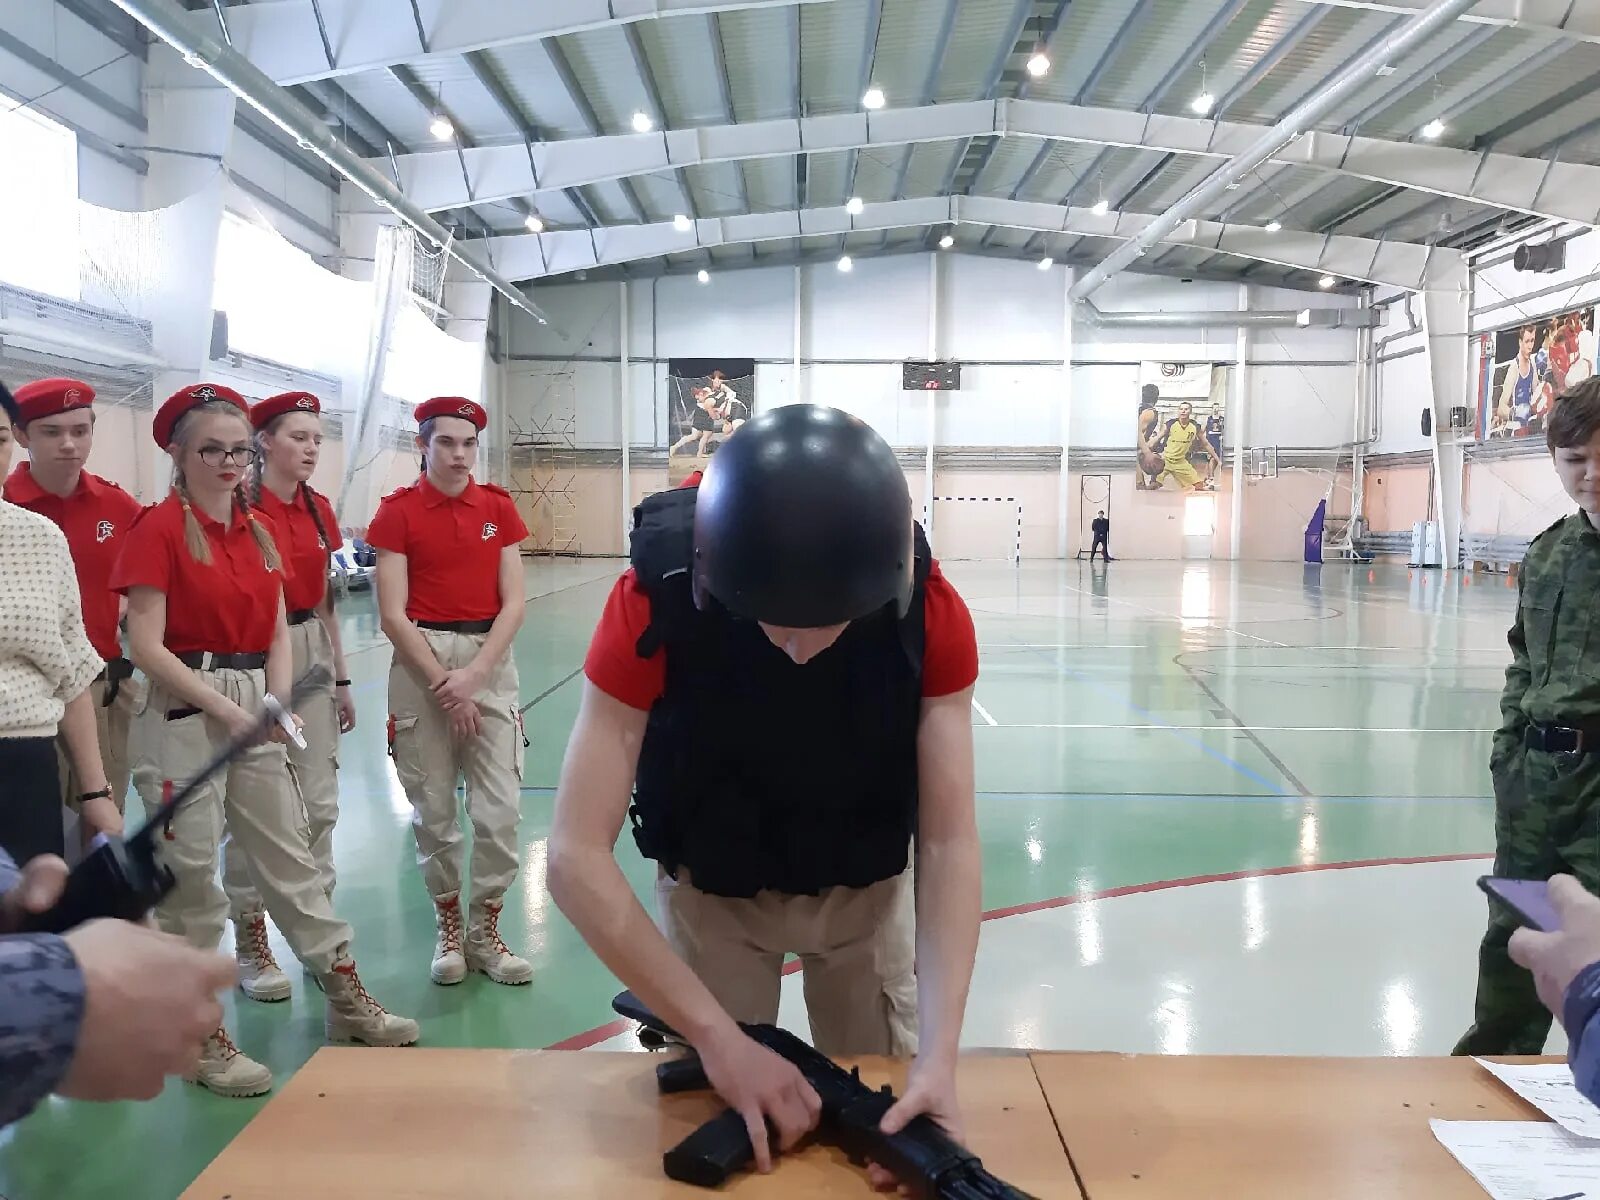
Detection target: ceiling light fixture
<box><xmin>1421</xmin><ymin>117</ymin><xmax>1445</xmax><ymax>139</ymax></box>
<box><xmin>631</xmin><ymin>110</ymin><xmax>655</xmax><ymax>133</ymax></box>
<box><xmin>1318</xmin><ymin>274</ymin><xmax>1336</xmax><ymax>289</ymax></box>
<box><xmin>837</xmin><ymin>254</ymin><xmax>854</xmax><ymax>272</ymax></box>
<box><xmin>1038</xmin><ymin>256</ymin><xmax>1054</xmax><ymax>270</ymax></box>
<box><xmin>429</xmin><ymin>116</ymin><xmax>454</xmax><ymax>141</ymax></box>
<box><xmin>524</xmin><ymin>214</ymin><xmax>545</xmax><ymax>233</ymax></box>
<box><xmin>697</xmin><ymin>268</ymin><xmax>710</xmax><ymax>284</ymax></box>
<box><xmin>673</xmin><ymin>213</ymin><xmax>693</xmax><ymax>232</ymax></box>
<box><xmin>1265</xmin><ymin>219</ymin><xmax>1282</xmax><ymax>233</ymax></box>
<box><xmin>862</xmin><ymin>86</ymin><xmax>886</xmax><ymax>110</ymax></box>
<box><xmin>1091</xmin><ymin>198</ymin><xmax>1110</xmax><ymax>217</ymax></box>
<box><xmin>846</xmin><ymin>196</ymin><xmax>864</xmax><ymax>215</ymax></box>
<box><xmin>1191</xmin><ymin>92</ymin><xmax>1215</xmax><ymax>116</ymax></box>
<box><xmin>938</xmin><ymin>233</ymin><xmax>955</xmax><ymax>249</ymax></box>
<box><xmin>1026</xmin><ymin>51</ymin><xmax>1050</xmax><ymax>78</ymax></box>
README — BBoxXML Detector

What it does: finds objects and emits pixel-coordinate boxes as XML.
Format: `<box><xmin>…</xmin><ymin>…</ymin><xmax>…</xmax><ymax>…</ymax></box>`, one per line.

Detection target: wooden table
<box><xmin>1035</xmin><ymin>1053</ymin><xmax>1556</xmax><ymax>1199</ymax></box>
<box><xmin>179</xmin><ymin>1048</ymin><xmax>1081</xmax><ymax>1199</ymax></box>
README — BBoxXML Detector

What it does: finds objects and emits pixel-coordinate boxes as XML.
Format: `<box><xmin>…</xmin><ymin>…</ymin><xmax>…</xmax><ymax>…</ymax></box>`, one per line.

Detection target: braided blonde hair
<box><xmin>169</xmin><ymin>400</ymin><xmax>283</xmax><ymax>572</ymax></box>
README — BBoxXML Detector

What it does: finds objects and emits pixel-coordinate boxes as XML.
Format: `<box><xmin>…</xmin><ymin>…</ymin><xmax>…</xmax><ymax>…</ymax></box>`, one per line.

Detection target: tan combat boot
<box><xmin>322</xmin><ymin>958</ymin><xmax>421</xmax><ymax>1046</ymax></box>
<box><xmin>185</xmin><ymin>1027</ymin><xmax>273</xmax><ymax>1098</ymax></box>
<box><xmin>430</xmin><ymin>892</ymin><xmax>466</xmax><ymax>985</ymax></box>
<box><xmin>234</xmin><ymin>909</ymin><xmax>292</xmax><ymax>1003</ymax></box>
<box><xmin>465</xmin><ymin>898</ymin><xmax>533</xmax><ymax>986</ymax></box>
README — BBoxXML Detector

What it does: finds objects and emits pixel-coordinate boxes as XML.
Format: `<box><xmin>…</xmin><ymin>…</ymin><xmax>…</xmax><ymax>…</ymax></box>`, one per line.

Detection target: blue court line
<box><xmin>1052</xmin><ymin>665</ymin><xmax>1292</xmax><ymax>796</ymax></box>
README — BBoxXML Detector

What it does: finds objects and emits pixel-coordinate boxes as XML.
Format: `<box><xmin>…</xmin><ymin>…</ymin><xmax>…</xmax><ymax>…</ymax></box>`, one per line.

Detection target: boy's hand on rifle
<box><xmin>870</xmin><ymin>1060</ymin><xmax>963</xmax><ymax>1193</ymax></box>
<box><xmin>697</xmin><ymin>1023</ymin><xmax>822</xmax><ymax>1173</ymax></box>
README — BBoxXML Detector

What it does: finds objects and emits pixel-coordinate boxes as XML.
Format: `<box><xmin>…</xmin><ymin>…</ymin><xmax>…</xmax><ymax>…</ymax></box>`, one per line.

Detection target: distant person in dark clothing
<box><xmin>1090</xmin><ymin>511</ymin><xmax>1112</xmax><ymax>562</ymax></box>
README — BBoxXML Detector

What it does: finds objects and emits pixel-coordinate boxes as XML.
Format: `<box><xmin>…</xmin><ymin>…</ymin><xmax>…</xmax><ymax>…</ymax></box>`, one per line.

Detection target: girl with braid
<box><xmin>112</xmin><ymin>384</ymin><xmax>418</xmax><ymax>1099</ymax></box>
<box><xmin>219</xmin><ymin>392</ymin><xmax>354</xmax><ymax>1003</ymax></box>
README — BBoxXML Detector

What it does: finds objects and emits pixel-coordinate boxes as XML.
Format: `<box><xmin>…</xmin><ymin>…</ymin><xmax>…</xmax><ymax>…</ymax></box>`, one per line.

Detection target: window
<box><xmin>0</xmin><ymin>96</ymin><xmax>79</xmax><ymax>299</ymax></box>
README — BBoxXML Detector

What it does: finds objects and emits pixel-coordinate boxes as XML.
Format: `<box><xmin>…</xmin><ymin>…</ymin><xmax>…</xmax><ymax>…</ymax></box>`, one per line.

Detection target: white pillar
<box><xmin>1058</xmin><ymin>269</ymin><xmax>1075</xmax><ymax>559</ymax></box>
<box><xmin>142</xmin><ymin>45</ymin><xmax>236</xmax><ymax>499</ymax></box>
<box><xmin>792</xmin><ymin>264</ymin><xmax>803</xmax><ymax>407</ymax></box>
<box><xmin>1229</xmin><ymin>283</ymin><xmax>1251</xmax><ymax>560</ymax></box>
<box><xmin>924</xmin><ymin>252</ymin><xmax>939</xmax><ymax>550</ymax></box>
<box><xmin>1420</xmin><ymin>286</ymin><xmax>1469</xmax><ymax>568</ymax></box>
<box><xmin>620</xmin><ymin>280</ymin><xmax>632</xmax><ymax>550</ymax></box>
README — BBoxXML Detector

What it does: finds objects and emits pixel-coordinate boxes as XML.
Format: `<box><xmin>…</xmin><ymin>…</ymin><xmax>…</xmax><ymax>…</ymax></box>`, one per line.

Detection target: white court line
<box><xmin>978</xmin><ymin>724</ymin><xmax>1493</xmax><ymax>733</ymax></box>
<box><xmin>971</xmin><ymin>697</ymin><xmax>999</xmax><ymax>726</ymax></box>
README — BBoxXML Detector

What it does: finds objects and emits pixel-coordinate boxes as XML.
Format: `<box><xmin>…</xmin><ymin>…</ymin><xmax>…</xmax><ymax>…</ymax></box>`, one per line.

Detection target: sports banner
<box><xmin>1136</xmin><ymin>363</ymin><xmax>1225</xmax><ymax>493</ymax></box>
<box><xmin>1478</xmin><ymin>306</ymin><xmax>1596</xmax><ymax>440</ymax></box>
<box><xmin>666</xmin><ymin>357</ymin><xmax>753</xmax><ymax>486</ymax></box>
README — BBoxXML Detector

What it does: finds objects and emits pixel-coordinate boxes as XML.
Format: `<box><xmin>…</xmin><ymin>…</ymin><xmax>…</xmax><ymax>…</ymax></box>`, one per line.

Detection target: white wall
<box><xmin>0</xmin><ymin>5</ymin><xmax>145</xmax><ymax>210</ymax></box>
<box><xmin>0</xmin><ymin>9</ymin><xmax>338</xmax><ymax>259</ymax></box>
<box><xmin>506</xmin><ymin>256</ymin><xmax>1362</xmax><ymax>454</ymax></box>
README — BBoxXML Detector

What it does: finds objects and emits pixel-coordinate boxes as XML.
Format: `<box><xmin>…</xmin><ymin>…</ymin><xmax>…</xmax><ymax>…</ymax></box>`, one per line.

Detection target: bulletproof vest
<box><xmin>627</xmin><ymin>485</ymin><xmax>929</xmax><ymax>899</ymax></box>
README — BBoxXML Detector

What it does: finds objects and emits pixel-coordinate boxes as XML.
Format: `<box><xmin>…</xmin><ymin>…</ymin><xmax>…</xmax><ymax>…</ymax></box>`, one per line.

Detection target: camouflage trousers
<box><xmin>1454</xmin><ymin>745</ymin><xmax>1600</xmax><ymax>1056</ymax></box>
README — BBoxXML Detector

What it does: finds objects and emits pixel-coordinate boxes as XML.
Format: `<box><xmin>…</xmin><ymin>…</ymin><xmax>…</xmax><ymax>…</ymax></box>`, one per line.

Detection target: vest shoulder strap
<box><xmin>629</xmin><ymin>486</ymin><xmax>698</xmax><ymax>658</ymax></box>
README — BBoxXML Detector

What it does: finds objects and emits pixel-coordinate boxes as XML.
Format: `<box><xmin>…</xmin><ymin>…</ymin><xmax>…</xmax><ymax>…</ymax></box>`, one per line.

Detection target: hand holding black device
<box><xmin>19</xmin><ymin>668</ymin><xmax>331</xmax><ymax>935</ymax></box>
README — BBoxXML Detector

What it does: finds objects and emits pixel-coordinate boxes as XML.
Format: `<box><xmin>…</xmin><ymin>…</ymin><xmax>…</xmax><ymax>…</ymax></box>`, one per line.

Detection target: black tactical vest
<box><xmin>626</xmin><ymin>486</ymin><xmax>929</xmax><ymax>899</ymax></box>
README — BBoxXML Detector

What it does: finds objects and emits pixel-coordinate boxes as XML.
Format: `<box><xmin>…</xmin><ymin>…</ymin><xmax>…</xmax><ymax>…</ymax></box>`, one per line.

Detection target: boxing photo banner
<box><xmin>666</xmin><ymin>357</ymin><xmax>754</xmax><ymax>486</ymax></box>
<box><xmin>1478</xmin><ymin>305</ymin><xmax>1597</xmax><ymax>440</ymax></box>
<box><xmin>1135</xmin><ymin>363</ymin><xmax>1226</xmax><ymax>494</ymax></box>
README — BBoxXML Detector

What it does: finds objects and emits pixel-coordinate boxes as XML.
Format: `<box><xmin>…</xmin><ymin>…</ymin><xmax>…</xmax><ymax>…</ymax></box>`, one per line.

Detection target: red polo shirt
<box><xmin>110</xmin><ymin>493</ymin><xmax>284</xmax><ymax>654</ymax></box>
<box><xmin>4</xmin><ymin>465</ymin><xmax>142</xmax><ymax>662</ymax></box>
<box><xmin>583</xmin><ymin>561</ymin><xmax>979</xmax><ymax>712</ymax></box>
<box><xmin>253</xmin><ymin>484</ymin><xmax>341</xmax><ymax>613</ymax></box>
<box><xmin>365</xmin><ymin>475</ymin><xmax>528</xmax><ymax>623</ymax></box>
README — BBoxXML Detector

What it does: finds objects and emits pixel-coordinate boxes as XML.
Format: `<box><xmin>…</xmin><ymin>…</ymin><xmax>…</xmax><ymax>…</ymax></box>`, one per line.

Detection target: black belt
<box><xmin>1525</xmin><ymin>723</ymin><xmax>1600</xmax><ymax>757</ymax></box>
<box><xmin>417</xmin><ymin>619</ymin><xmax>495</xmax><ymax>635</ymax></box>
<box><xmin>176</xmin><ymin>651</ymin><xmax>269</xmax><ymax>671</ymax></box>
<box><xmin>286</xmin><ymin>608</ymin><xmax>317</xmax><ymax>626</ymax></box>
<box><xmin>97</xmin><ymin>657</ymin><xmax>134</xmax><ymax>706</ymax></box>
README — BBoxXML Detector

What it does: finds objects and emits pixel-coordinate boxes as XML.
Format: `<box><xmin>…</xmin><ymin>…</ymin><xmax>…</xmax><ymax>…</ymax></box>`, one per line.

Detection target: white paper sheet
<box><xmin>1476</xmin><ymin>1058</ymin><xmax>1600</xmax><ymax>1139</ymax></box>
<box><xmin>1432</xmin><ymin>1120</ymin><xmax>1600</xmax><ymax>1200</ymax></box>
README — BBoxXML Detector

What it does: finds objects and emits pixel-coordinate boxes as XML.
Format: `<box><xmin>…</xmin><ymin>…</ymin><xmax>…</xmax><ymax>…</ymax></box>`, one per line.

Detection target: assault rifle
<box><xmin>612</xmin><ymin>991</ymin><xmax>1038</xmax><ymax>1198</ymax></box>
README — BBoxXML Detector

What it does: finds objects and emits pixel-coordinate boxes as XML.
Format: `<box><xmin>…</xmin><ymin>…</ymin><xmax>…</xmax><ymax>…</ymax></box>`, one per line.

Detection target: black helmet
<box><xmin>693</xmin><ymin>404</ymin><xmax>913</xmax><ymax>628</ymax></box>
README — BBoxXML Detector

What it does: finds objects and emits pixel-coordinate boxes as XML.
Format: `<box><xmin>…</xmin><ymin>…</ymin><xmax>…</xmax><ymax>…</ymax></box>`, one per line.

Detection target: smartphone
<box><xmin>1478</xmin><ymin>876</ymin><xmax>1562</xmax><ymax>933</ymax></box>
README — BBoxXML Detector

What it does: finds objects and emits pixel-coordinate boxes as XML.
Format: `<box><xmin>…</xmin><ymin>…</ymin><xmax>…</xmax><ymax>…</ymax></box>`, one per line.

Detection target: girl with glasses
<box><xmin>112</xmin><ymin>383</ymin><xmax>418</xmax><ymax>1099</ymax></box>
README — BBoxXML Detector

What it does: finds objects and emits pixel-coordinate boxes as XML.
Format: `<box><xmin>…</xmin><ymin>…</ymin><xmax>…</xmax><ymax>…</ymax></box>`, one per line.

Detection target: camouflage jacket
<box><xmin>0</xmin><ymin>850</ymin><xmax>84</xmax><ymax>1128</ymax></box>
<box><xmin>1494</xmin><ymin>512</ymin><xmax>1600</xmax><ymax>767</ymax></box>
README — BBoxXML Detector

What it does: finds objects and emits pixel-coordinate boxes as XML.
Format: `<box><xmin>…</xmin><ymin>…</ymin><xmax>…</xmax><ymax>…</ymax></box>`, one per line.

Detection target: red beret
<box><xmin>251</xmin><ymin>390</ymin><xmax>322</xmax><ymax>430</ymax></box>
<box><xmin>152</xmin><ymin>383</ymin><xmax>249</xmax><ymax>449</ymax></box>
<box><xmin>14</xmin><ymin>377</ymin><xmax>94</xmax><ymax>425</ymax></box>
<box><xmin>416</xmin><ymin>396</ymin><xmax>486</xmax><ymax>430</ymax></box>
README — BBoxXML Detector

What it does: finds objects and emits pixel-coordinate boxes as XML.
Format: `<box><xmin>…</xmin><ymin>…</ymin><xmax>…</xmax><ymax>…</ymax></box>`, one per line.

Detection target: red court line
<box><xmin>543</xmin><ymin>851</ymin><xmax>1492</xmax><ymax>1051</ymax></box>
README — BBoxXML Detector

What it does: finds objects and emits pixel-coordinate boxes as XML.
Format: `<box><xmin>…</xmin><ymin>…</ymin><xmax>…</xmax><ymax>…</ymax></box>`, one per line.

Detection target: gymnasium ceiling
<box><xmin>112</xmin><ymin>1</ymin><xmax>1600</xmax><ymax>291</ymax></box>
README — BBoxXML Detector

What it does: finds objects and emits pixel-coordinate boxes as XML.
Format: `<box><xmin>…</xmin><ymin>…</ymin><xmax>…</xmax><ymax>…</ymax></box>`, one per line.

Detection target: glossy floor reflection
<box><xmin>1</xmin><ymin>559</ymin><xmax>1518</xmax><ymax>1199</ymax></box>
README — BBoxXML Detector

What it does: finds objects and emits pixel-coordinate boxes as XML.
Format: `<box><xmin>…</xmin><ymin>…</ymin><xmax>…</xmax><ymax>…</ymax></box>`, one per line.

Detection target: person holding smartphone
<box><xmin>1455</xmin><ymin>380</ymin><xmax>1600</xmax><ymax>1056</ymax></box>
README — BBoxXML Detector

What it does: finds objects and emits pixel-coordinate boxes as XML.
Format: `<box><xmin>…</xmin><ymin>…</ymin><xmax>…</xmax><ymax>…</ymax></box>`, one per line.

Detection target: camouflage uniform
<box><xmin>1455</xmin><ymin>512</ymin><xmax>1600</xmax><ymax>1056</ymax></box>
<box><xmin>0</xmin><ymin>848</ymin><xmax>85</xmax><ymax>1126</ymax></box>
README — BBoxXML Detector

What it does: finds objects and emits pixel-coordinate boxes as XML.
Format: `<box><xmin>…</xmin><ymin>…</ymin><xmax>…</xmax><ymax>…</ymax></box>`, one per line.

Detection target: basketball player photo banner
<box><xmin>1135</xmin><ymin>363</ymin><xmax>1227</xmax><ymax>495</ymax></box>
<box><xmin>1477</xmin><ymin>305</ymin><xmax>1596</xmax><ymax>441</ymax></box>
<box><xmin>666</xmin><ymin>358</ymin><xmax>754</xmax><ymax>487</ymax></box>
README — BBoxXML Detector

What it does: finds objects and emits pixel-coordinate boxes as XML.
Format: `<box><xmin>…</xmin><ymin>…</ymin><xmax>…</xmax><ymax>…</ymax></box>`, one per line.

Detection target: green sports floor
<box><xmin>1</xmin><ymin>557</ymin><xmax>1515</xmax><ymax>1199</ymax></box>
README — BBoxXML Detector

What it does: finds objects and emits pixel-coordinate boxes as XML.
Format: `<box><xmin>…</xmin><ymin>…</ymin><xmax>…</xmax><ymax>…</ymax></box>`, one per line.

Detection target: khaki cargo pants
<box><xmin>222</xmin><ymin>619</ymin><xmax>340</xmax><ymax>913</ymax></box>
<box><xmin>387</xmin><ymin>629</ymin><xmax>523</xmax><ymax>905</ymax></box>
<box><xmin>129</xmin><ymin>666</ymin><xmax>352</xmax><ymax>973</ymax></box>
<box><xmin>658</xmin><ymin>859</ymin><xmax>919</xmax><ymax>1057</ymax></box>
<box><xmin>59</xmin><ymin>666</ymin><xmax>142</xmax><ymax>812</ymax></box>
